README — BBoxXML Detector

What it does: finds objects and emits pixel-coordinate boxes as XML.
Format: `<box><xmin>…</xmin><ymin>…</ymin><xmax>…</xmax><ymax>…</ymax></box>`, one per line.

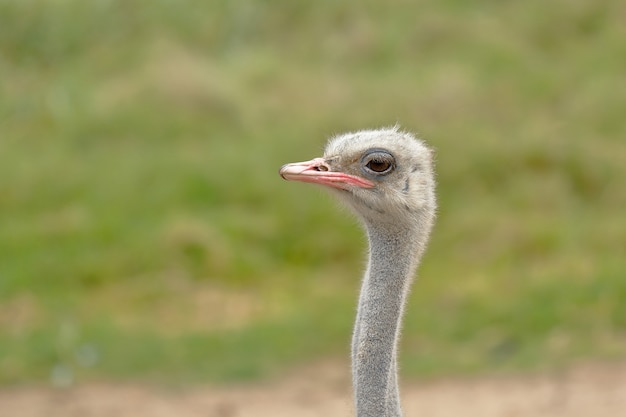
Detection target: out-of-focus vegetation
<box><xmin>1</xmin><ymin>0</ymin><xmax>625</xmax><ymax>385</ymax></box>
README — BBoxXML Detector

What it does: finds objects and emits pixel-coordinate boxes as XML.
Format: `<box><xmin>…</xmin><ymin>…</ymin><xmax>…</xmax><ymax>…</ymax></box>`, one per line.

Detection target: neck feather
<box><xmin>352</xmin><ymin>222</ymin><xmax>425</xmax><ymax>417</ymax></box>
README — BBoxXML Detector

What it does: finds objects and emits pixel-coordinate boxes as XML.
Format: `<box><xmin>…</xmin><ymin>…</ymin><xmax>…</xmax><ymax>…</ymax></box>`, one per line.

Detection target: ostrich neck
<box><xmin>352</xmin><ymin>221</ymin><xmax>425</xmax><ymax>417</ymax></box>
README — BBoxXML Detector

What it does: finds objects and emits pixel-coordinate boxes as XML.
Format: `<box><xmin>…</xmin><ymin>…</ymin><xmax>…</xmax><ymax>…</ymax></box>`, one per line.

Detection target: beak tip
<box><xmin>278</xmin><ymin>165</ymin><xmax>288</xmax><ymax>180</ymax></box>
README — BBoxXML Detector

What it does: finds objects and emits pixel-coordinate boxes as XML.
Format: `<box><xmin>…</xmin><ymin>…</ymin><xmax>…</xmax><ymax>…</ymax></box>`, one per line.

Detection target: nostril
<box><xmin>309</xmin><ymin>158</ymin><xmax>331</xmax><ymax>172</ymax></box>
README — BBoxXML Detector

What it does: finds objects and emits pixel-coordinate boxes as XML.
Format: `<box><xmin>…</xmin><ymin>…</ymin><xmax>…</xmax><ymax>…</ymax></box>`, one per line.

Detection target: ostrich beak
<box><xmin>279</xmin><ymin>158</ymin><xmax>374</xmax><ymax>190</ymax></box>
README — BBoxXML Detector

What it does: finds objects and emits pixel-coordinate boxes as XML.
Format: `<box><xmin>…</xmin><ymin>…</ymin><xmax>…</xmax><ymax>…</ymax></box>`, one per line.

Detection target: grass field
<box><xmin>1</xmin><ymin>0</ymin><xmax>625</xmax><ymax>386</ymax></box>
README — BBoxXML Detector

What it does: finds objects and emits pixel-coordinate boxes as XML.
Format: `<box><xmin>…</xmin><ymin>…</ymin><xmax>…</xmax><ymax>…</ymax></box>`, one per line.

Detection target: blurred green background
<box><xmin>1</xmin><ymin>0</ymin><xmax>625</xmax><ymax>386</ymax></box>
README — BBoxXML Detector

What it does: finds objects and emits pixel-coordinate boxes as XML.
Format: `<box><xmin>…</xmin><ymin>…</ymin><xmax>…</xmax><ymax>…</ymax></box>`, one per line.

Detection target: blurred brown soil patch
<box><xmin>1</xmin><ymin>361</ymin><xmax>625</xmax><ymax>417</ymax></box>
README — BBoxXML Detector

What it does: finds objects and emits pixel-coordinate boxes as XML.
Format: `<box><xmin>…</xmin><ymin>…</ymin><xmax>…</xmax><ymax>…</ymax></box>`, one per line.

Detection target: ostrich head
<box><xmin>280</xmin><ymin>127</ymin><xmax>436</xmax><ymax>228</ymax></box>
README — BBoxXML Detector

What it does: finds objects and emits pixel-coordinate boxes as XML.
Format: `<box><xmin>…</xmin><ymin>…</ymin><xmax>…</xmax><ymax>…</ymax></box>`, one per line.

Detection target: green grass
<box><xmin>1</xmin><ymin>0</ymin><xmax>625</xmax><ymax>385</ymax></box>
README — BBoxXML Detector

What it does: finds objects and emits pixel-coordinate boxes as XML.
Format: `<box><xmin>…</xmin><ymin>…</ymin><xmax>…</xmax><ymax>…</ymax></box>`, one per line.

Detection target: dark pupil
<box><xmin>367</xmin><ymin>159</ymin><xmax>389</xmax><ymax>172</ymax></box>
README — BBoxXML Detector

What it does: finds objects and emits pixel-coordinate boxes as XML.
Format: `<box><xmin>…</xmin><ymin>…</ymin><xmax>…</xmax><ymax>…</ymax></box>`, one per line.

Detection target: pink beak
<box><xmin>279</xmin><ymin>158</ymin><xmax>374</xmax><ymax>190</ymax></box>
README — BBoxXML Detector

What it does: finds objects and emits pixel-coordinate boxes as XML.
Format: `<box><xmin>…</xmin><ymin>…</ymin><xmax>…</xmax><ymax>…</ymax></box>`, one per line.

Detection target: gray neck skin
<box><xmin>352</xmin><ymin>221</ymin><xmax>426</xmax><ymax>417</ymax></box>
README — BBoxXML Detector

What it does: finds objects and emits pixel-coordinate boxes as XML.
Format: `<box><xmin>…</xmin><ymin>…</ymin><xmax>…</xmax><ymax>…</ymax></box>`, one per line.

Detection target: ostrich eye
<box><xmin>362</xmin><ymin>150</ymin><xmax>395</xmax><ymax>175</ymax></box>
<box><xmin>367</xmin><ymin>159</ymin><xmax>390</xmax><ymax>172</ymax></box>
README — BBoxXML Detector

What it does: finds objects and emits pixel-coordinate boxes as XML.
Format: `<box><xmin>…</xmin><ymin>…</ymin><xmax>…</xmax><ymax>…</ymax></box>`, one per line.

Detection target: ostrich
<box><xmin>279</xmin><ymin>127</ymin><xmax>436</xmax><ymax>417</ymax></box>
